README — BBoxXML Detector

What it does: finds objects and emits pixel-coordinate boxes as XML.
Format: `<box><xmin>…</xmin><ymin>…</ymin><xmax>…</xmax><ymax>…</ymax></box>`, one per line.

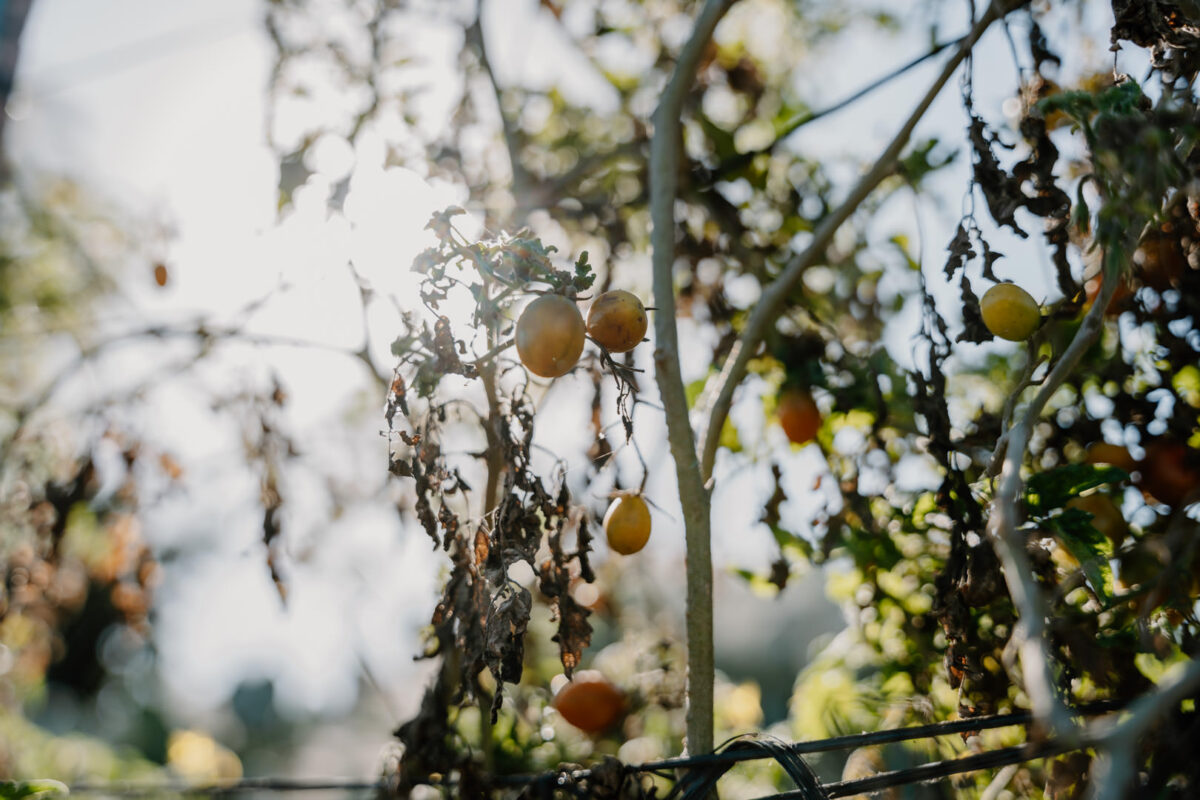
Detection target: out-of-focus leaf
<box><xmin>0</xmin><ymin>781</ymin><xmax>69</xmax><ymax>800</ymax></box>
<box><xmin>1026</xmin><ymin>464</ymin><xmax>1128</xmax><ymax>514</ymax></box>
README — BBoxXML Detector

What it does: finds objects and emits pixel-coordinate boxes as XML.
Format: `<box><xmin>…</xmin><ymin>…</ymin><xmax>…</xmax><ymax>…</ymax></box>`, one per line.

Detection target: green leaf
<box><xmin>1025</xmin><ymin>463</ymin><xmax>1128</xmax><ymax>515</ymax></box>
<box><xmin>695</xmin><ymin>113</ymin><xmax>738</xmax><ymax>162</ymax></box>
<box><xmin>685</xmin><ymin>376</ymin><xmax>708</xmax><ymax>409</ymax></box>
<box><xmin>770</xmin><ymin>525</ymin><xmax>813</xmax><ymax>560</ymax></box>
<box><xmin>1047</xmin><ymin>511</ymin><xmax>1114</xmax><ymax>602</ymax></box>
<box><xmin>718</xmin><ymin>417</ymin><xmax>741</xmax><ymax>453</ymax></box>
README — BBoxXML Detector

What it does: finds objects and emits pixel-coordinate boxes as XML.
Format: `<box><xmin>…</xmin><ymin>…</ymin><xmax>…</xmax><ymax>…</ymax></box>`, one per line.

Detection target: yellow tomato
<box><xmin>515</xmin><ymin>294</ymin><xmax>586</xmax><ymax>378</ymax></box>
<box><xmin>603</xmin><ymin>493</ymin><xmax>651</xmax><ymax>555</ymax></box>
<box><xmin>586</xmin><ymin>290</ymin><xmax>648</xmax><ymax>353</ymax></box>
<box><xmin>980</xmin><ymin>283</ymin><xmax>1041</xmax><ymax>342</ymax></box>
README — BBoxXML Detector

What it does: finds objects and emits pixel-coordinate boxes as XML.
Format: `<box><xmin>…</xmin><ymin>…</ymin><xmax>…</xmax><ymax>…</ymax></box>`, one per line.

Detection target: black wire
<box><xmin>68</xmin><ymin>702</ymin><xmax>1121</xmax><ymax>797</ymax></box>
<box><xmin>69</xmin><ymin>778</ymin><xmax>384</xmax><ymax>796</ymax></box>
<box><xmin>767</xmin><ymin>740</ymin><xmax>1076</xmax><ymax>800</ymax></box>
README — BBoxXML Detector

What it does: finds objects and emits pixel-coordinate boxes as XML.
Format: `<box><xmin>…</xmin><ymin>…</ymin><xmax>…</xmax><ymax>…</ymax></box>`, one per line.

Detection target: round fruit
<box><xmin>778</xmin><ymin>388</ymin><xmax>820</xmax><ymax>445</ymax></box>
<box><xmin>1138</xmin><ymin>439</ymin><xmax>1200</xmax><ymax>507</ymax></box>
<box><xmin>586</xmin><ymin>290</ymin><xmax>648</xmax><ymax>353</ymax></box>
<box><xmin>515</xmin><ymin>294</ymin><xmax>586</xmax><ymax>378</ymax></box>
<box><xmin>980</xmin><ymin>283</ymin><xmax>1041</xmax><ymax>342</ymax></box>
<box><xmin>552</xmin><ymin>671</ymin><xmax>625</xmax><ymax>733</ymax></box>
<box><xmin>604</xmin><ymin>493</ymin><xmax>651</xmax><ymax>555</ymax></box>
<box><xmin>1084</xmin><ymin>442</ymin><xmax>1137</xmax><ymax>473</ymax></box>
<box><xmin>1066</xmin><ymin>492</ymin><xmax>1127</xmax><ymax>549</ymax></box>
<box><xmin>1136</xmin><ymin>226</ymin><xmax>1188</xmax><ymax>290</ymax></box>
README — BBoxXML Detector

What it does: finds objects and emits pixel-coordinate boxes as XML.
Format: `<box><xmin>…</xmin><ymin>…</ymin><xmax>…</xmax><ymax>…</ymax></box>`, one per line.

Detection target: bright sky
<box><xmin>5</xmin><ymin>0</ymin><xmax>1127</xmax><ymax>774</ymax></box>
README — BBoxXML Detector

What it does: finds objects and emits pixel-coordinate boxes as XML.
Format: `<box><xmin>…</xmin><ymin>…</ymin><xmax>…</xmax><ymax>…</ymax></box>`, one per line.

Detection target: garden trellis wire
<box><xmin>66</xmin><ymin>701</ymin><xmax>1120</xmax><ymax>798</ymax></box>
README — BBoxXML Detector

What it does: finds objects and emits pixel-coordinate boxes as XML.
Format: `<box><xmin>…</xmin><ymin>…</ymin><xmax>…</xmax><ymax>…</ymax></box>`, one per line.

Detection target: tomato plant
<box><xmin>1138</xmin><ymin>439</ymin><xmax>1200</xmax><ymax>508</ymax></box>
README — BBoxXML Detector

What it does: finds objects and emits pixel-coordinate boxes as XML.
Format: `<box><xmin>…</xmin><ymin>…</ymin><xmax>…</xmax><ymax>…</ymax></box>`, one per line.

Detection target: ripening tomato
<box><xmin>586</xmin><ymin>290</ymin><xmax>648</xmax><ymax>353</ymax></box>
<box><xmin>604</xmin><ymin>493</ymin><xmax>651</xmax><ymax>555</ymax></box>
<box><xmin>1066</xmin><ymin>492</ymin><xmax>1127</xmax><ymax>549</ymax></box>
<box><xmin>553</xmin><ymin>671</ymin><xmax>625</xmax><ymax>733</ymax></box>
<box><xmin>778</xmin><ymin>388</ymin><xmax>820</xmax><ymax>446</ymax></box>
<box><xmin>980</xmin><ymin>283</ymin><xmax>1041</xmax><ymax>342</ymax></box>
<box><xmin>1137</xmin><ymin>439</ymin><xmax>1200</xmax><ymax>507</ymax></box>
<box><xmin>1136</xmin><ymin>226</ymin><xmax>1189</xmax><ymax>290</ymax></box>
<box><xmin>515</xmin><ymin>294</ymin><xmax>586</xmax><ymax>378</ymax></box>
<box><xmin>1084</xmin><ymin>442</ymin><xmax>1137</xmax><ymax>473</ymax></box>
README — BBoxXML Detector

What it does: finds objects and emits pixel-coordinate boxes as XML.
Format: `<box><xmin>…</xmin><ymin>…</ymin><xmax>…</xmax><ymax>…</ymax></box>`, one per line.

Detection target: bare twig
<box><xmin>1084</xmin><ymin>657</ymin><xmax>1200</xmax><ymax>800</ymax></box>
<box><xmin>697</xmin><ymin>0</ymin><xmax>1017</xmax><ymax>481</ymax></box>
<box><xmin>980</xmin><ymin>763</ymin><xmax>1020</xmax><ymax>800</ymax></box>
<box><xmin>649</xmin><ymin>0</ymin><xmax>738</xmax><ymax>756</ymax></box>
<box><xmin>0</xmin><ymin>0</ymin><xmax>35</xmax><ymax>182</ymax></box>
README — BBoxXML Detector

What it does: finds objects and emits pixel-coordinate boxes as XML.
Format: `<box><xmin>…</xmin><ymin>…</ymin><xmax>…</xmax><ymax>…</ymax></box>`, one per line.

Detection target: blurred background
<box><xmin>0</xmin><ymin>0</ymin><xmax>1120</xmax><ymax>790</ymax></box>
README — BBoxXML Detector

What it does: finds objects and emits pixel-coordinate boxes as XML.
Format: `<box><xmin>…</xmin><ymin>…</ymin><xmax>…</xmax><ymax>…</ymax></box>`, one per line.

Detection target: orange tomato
<box><xmin>603</xmin><ymin>493</ymin><xmax>651</xmax><ymax>555</ymax></box>
<box><xmin>586</xmin><ymin>290</ymin><xmax>648</xmax><ymax>353</ymax></box>
<box><xmin>515</xmin><ymin>294</ymin><xmax>585</xmax><ymax>378</ymax></box>
<box><xmin>1138</xmin><ymin>439</ymin><xmax>1200</xmax><ymax>507</ymax></box>
<box><xmin>1136</xmin><ymin>226</ymin><xmax>1189</xmax><ymax>290</ymax></box>
<box><xmin>1084</xmin><ymin>443</ymin><xmax>1137</xmax><ymax>473</ymax></box>
<box><xmin>1065</xmin><ymin>492</ymin><xmax>1127</xmax><ymax>549</ymax></box>
<box><xmin>553</xmin><ymin>671</ymin><xmax>625</xmax><ymax>733</ymax></box>
<box><xmin>778</xmin><ymin>388</ymin><xmax>820</xmax><ymax>445</ymax></box>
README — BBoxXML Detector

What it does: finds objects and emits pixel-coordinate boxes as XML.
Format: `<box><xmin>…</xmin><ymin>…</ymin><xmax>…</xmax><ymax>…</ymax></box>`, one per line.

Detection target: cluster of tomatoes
<box><xmin>513</xmin><ymin>288</ymin><xmax>652</xmax><ymax>733</ymax></box>
<box><xmin>515</xmin><ymin>287</ymin><xmax>655</xmax><ymax>560</ymax></box>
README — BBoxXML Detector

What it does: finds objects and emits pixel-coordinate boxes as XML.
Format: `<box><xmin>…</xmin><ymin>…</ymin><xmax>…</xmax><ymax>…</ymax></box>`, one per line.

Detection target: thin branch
<box><xmin>0</xmin><ymin>0</ymin><xmax>35</xmax><ymax>183</ymax></box>
<box><xmin>466</xmin><ymin>3</ymin><xmax>530</xmax><ymax>206</ymax></box>
<box><xmin>710</xmin><ymin>34</ymin><xmax>965</xmax><ymax>181</ymax></box>
<box><xmin>697</xmin><ymin>0</ymin><xmax>1018</xmax><ymax>481</ymax></box>
<box><xmin>650</xmin><ymin>0</ymin><xmax>738</xmax><ymax>756</ymax></box>
<box><xmin>0</xmin><ymin>322</ymin><xmax>376</xmax><ymax>468</ymax></box>
<box><xmin>1084</xmin><ymin>657</ymin><xmax>1200</xmax><ymax>800</ymax></box>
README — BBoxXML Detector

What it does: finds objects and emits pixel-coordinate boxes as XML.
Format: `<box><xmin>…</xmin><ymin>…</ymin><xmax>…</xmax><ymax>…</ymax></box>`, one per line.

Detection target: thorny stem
<box><xmin>696</xmin><ymin>0</ymin><xmax>1015</xmax><ymax>482</ymax></box>
<box><xmin>650</xmin><ymin>0</ymin><xmax>738</xmax><ymax>757</ymax></box>
<box><xmin>985</xmin><ymin>250</ymin><xmax>1121</xmax><ymax>739</ymax></box>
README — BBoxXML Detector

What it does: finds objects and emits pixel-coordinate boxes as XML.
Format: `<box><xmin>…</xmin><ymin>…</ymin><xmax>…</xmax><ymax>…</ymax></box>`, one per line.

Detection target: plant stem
<box><xmin>649</xmin><ymin>0</ymin><xmax>738</xmax><ymax>757</ymax></box>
